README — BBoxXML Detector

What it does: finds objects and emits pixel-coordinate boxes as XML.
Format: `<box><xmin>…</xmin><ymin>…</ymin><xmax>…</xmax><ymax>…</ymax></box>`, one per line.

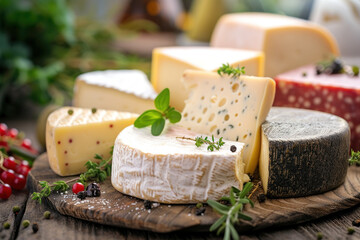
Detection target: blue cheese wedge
<box><xmin>111</xmin><ymin>125</ymin><xmax>249</xmax><ymax>204</ymax></box>
<box><xmin>73</xmin><ymin>70</ymin><xmax>157</xmax><ymax>114</ymax></box>
<box><xmin>180</xmin><ymin>70</ymin><xmax>275</xmax><ymax>173</ymax></box>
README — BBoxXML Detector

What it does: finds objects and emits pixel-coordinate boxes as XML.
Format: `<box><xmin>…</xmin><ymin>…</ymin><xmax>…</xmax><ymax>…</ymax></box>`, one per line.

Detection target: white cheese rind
<box><xmin>73</xmin><ymin>70</ymin><xmax>157</xmax><ymax>114</ymax></box>
<box><xmin>180</xmin><ymin>70</ymin><xmax>275</xmax><ymax>173</ymax></box>
<box><xmin>111</xmin><ymin>125</ymin><xmax>248</xmax><ymax>204</ymax></box>
<box><xmin>46</xmin><ymin>107</ymin><xmax>138</xmax><ymax>176</ymax></box>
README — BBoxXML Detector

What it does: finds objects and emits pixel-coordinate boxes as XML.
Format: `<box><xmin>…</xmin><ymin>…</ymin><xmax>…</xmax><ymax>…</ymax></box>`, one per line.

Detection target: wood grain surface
<box><xmin>27</xmin><ymin>153</ymin><xmax>360</xmax><ymax>234</ymax></box>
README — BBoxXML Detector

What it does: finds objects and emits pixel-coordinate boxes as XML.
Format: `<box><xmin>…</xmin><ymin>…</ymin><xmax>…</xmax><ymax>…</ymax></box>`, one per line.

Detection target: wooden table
<box><xmin>2</xmin><ymin>118</ymin><xmax>360</xmax><ymax>240</ymax></box>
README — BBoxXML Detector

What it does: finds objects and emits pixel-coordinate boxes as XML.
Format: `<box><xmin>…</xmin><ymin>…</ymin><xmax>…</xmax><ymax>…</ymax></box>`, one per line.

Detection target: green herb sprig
<box><xmin>134</xmin><ymin>88</ymin><xmax>181</xmax><ymax>136</ymax></box>
<box><xmin>31</xmin><ymin>148</ymin><xmax>113</xmax><ymax>204</ymax></box>
<box><xmin>349</xmin><ymin>150</ymin><xmax>360</xmax><ymax>165</ymax></box>
<box><xmin>176</xmin><ymin>135</ymin><xmax>225</xmax><ymax>151</ymax></box>
<box><xmin>207</xmin><ymin>182</ymin><xmax>254</xmax><ymax>240</ymax></box>
<box><xmin>217</xmin><ymin>63</ymin><xmax>245</xmax><ymax>78</ymax></box>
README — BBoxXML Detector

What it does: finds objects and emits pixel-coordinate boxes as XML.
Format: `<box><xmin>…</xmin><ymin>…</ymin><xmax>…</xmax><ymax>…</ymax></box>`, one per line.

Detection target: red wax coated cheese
<box><xmin>273</xmin><ymin>65</ymin><xmax>360</xmax><ymax>151</ymax></box>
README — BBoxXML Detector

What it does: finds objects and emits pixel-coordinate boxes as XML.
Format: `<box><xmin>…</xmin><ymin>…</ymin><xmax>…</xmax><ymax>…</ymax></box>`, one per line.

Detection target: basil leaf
<box><xmin>134</xmin><ymin>110</ymin><xmax>162</xmax><ymax>128</ymax></box>
<box><xmin>167</xmin><ymin>109</ymin><xmax>181</xmax><ymax>123</ymax></box>
<box><xmin>151</xmin><ymin>118</ymin><xmax>165</xmax><ymax>136</ymax></box>
<box><xmin>154</xmin><ymin>88</ymin><xmax>170</xmax><ymax>112</ymax></box>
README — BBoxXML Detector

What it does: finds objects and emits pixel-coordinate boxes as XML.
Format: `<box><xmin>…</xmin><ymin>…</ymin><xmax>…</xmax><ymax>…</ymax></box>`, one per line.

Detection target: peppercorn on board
<box><xmin>28</xmin><ymin>154</ymin><xmax>360</xmax><ymax>233</ymax></box>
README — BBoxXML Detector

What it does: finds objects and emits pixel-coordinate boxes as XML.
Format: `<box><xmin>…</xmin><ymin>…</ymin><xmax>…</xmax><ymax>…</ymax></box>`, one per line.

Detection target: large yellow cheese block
<box><xmin>73</xmin><ymin>70</ymin><xmax>157</xmax><ymax>114</ymax></box>
<box><xmin>151</xmin><ymin>47</ymin><xmax>264</xmax><ymax>111</ymax></box>
<box><xmin>46</xmin><ymin>107</ymin><xmax>138</xmax><ymax>176</ymax></box>
<box><xmin>211</xmin><ymin>13</ymin><xmax>339</xmax><ymax>77</ymax></box>
<box><xmin>180</xmin><ymin>70</ymin><xmax>275</xmax><ymax>173</ymax></box>
<box><xmin>112</xmin><ymin>125</ymin><xmax>249</xmax><ymax>203</ymax></box>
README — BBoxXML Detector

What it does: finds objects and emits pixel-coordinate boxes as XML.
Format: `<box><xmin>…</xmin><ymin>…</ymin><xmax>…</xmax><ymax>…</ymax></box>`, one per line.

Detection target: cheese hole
<box><xmin>184</xmin><ymin>112</ymin><xmax>188</xmax><ymax>117</ymax></box>
<box><xmin>232</xmin><ymin>83</ymin><xmax>239</xmax><ymax>92</ymax></box>
<box><xmin>210</xmin><ymin>95</ymin><xmax>217</xmax><ymax>103</ymax></box>
<box><xmin>235</xmin><ymin>99</ymin><xmax>238</xmax><ymax>103</ymax></box>
<box><xmin>235</xmin><ymin>113</ymin><xmax>238</xmax><ymax>117</ymax></box>
<box><xmin>238</xmin><ymin>92</ymin><xmax>241</xmax><ymax>96</ymax></box>
<box><xmin>201</xmin><ymin>96</ymin><xmax>205</xmax><ymax>100</ymax></box>
<box><xmin>197</xmin><ymin>118</ymin><xmax>202</xmax><ymax>123</ymax></box>
<box><xmin>187</xmin><ymin>127</ymin><xmax>191</xmax><ymax>131</ymax></box>
<box><xmin>210</xmin><ymin>125</ymin><xmax>217</xmax><ymax>132</ymax></box>
<box><xmin>202</xmin><ymin>108</ymin><xmax>207</xmax><ymax>114</ymax></box>
<box><xmin>218</xmin><ymin>98</ymin><xmax>226</xmax><ymax>107</ymax></box>
<box><xmin>243</xmin><ymin>134</ymin><xmax>248</xmax><ymax>139</ymax></box>
<box><xmin>191</xmin><ymin>116</ymin><xmax>195</xmax><ymax>121</ymax></box>
<box><xmin>209</xmin><ymin>113</ymin><xmax>215</xmax><ymax>122</ymax></box>
<box><xmin>238</xmin><ymin>123</ymin><xmax>241</xmax><ymax>127</ymax></box>
<box><xmin>224</xmin><ymin>114</ymin><xmax>230</xmax><ymax>121</ymax></box>
<box><xmin>220</xmin><ymin>88</ymin><xmax>224</xmax><ymax>91</ymax></box>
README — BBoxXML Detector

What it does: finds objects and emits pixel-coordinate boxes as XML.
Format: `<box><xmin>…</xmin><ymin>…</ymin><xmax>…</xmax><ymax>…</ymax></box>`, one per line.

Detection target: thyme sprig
<box><xmin>349</xmin><ymin>150</ymin><xmax>360</xmax><ymax>165</ymax></box>
<box><xmin>217</xmin><ymin>63</ymin><xmax>245</xmax><ymax>78</ymax></box>
<box><xmin>31</xmin><ymin>148</ymin><xmax>113</xmax><ymax>204</ymax></box>
<box><xmin>207</xmin><ymin>182</ymin><xmax>254</xmax><ymax>240</ymax></box>
<box><xmin>176</xmin><ymin>135</ymin><xmax>225</xmax><ymax>151</ymax></box>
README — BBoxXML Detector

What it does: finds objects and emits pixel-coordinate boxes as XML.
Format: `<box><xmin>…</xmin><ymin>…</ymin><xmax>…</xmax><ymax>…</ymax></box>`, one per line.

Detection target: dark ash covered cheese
<box><xmin>259</xmin><ymin>107</ymin><xmax>350</xmax><ymax>198</ymax></box>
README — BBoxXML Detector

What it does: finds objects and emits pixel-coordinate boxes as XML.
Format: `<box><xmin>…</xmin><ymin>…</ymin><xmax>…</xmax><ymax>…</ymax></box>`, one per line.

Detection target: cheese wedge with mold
<box><xmin>46</xmin><ymin>107</ymin><xmax>138</xmax><ymax>176</ymax></box>
<box><xmin>151</xmin><ymin>47</ymin><xmax>264</xmax><ymax>111</ymax></box>
<box><xmin>211</xmin><ymin>12</ymin><xmax>339</xmax><ymax>77</ymax></box>
<box><xmin>111</xmin><ymin>125</ymin><xmax>249</xmax><ymax>204</ymax></box>
<box><xmin>180</xmin><ymin>70</ymin><xmax>275</xmax><ymax>173</ymax></box>
<box><xmin>73</xmin><ymin>70</ymin><xmax>157</xmax><ymax>114</ymax></box>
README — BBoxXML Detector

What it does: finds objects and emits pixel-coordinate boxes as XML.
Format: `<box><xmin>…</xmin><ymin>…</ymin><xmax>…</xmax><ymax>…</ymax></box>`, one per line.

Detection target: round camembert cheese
<box><xmin>112</xmin><ymin>125</ymin><xmax>249</xmax><ymax>204</ymax></box>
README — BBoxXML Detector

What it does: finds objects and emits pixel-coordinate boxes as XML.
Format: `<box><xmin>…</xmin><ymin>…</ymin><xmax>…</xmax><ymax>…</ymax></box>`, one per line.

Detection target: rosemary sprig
<box><xmin>31</xmin><ymin>148</ymin><xmax>113</xmax><ymax>204</ymax></box>
<box><xmin>176</xmin><ymin>135</ymin><xmax>225</xmax><ymax>151</ymax></box>
<box><xmin>207</xmin><ymin>182</ymin><xmax>254</xmax><ymax>240</ymax></box>
<box><xmin>349</xmin><ymin>150</ymin><xmax>360</xmax><ymax>165</ymax></box>
<box><xmin>217</xmin><ymin>63</ymin><xmax>245</xmax><ymax>78</ymax></box>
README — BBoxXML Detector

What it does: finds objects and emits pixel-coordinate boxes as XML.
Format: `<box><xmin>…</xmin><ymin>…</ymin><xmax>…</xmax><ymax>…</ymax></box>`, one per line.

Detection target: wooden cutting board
<box><xmin>27</xmin><ymin>153</ymin><xmax>360</xmax><ymax>233</ymax></box>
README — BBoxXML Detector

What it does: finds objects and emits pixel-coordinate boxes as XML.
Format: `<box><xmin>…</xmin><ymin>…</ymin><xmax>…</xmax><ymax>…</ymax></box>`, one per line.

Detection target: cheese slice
<box><xmin>211</xmin><ymin>12</ymin><xmax>339</xmax><ymax>77</ymax></box>
<box><xmin>151</xmin><ymin>47</ymin><xmax>264</xmax><ymax>111</ymax></box>
<box><xmin>112</xmin><ymin>125</ymin><xmax>249</xmax><ymax>204</ymax></box>
<box><xmin>46</xmin><ymin>107</ymin><xmax>138</xmax><ymax>176</ymax></box>
<box><xmin>260</xmin><ymin>107</ymin><xmax>350</xmax><ymax>198</ymax></box>
<box><xmin>180</xmin><ymin>70</ymin><xmax>275</xmax><ymax>173</ymax></box>
<box><xmin>73</xmin><ymin>70</ymin><xmax>157</xmax><ymax>114</ymax></box>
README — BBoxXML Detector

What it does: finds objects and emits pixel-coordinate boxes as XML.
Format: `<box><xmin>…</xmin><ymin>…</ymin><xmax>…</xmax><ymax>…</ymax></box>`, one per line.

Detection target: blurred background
<box><xmin>0</xmin><ymin>0</ymin><xmax>359</xmax><ymax>121</ymax></box>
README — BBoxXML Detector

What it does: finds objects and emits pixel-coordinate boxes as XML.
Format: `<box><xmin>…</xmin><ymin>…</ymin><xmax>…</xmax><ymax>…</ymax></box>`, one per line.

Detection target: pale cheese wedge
<box><xmin>112</xmin><ymin>125</ymin><xmax>249</xmax><ymax>204</ymax></box>
<box><xmin>46</xmin><ymin>107</ymin><xmax>138</xmax><ymax>176</ymax></box>
<box><xmin>151</xmin><ymin>47</ymin><xmax>264</xmax><ymax>111</ymax></box>
<box><xmin>180</xmin><ymin>70</ymin><xmax>275</xmax><ymax>173</ymax></box>
<box><xmin>211</xmin><ymin>12</ymin><xmax>339</xmax><ymax>77</ymax></box>
<box><xmin>73</xmin><ymin>70</ymin><xmax>157</xmax><ymax>114</ymax></box>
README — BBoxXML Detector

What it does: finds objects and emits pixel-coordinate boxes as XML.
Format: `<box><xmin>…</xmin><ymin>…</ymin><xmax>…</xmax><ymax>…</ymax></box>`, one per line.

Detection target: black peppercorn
<box><xmin>144</xmin><ymin>200</ymin><xmax>152</xmax><ymax>210</ymax></box>
<box><xmin>230</xmin><ymin>145</ymin><xmax>237</xmax><ymax>152</ymax></box>
<box><xmin>195</xmin><ymin>207</ymin><xmax>206</xmax><ymax>216</ymax></box>
<box><xmin>32</xmin><ymin>223</ymin><xmax>39</xmax><ymax>233</ymax></box>
<box><xmin>77</xmin><ymin>191</ymin><xmax>87</xmax><ymax>200</ymax></box>
<box><xmin>352</xmin><ymin>219</ymin><xmax>360</xmax><ymax>227</ymax></box>
<box><xmin>86</xmin><ymin>183</ymin><xmax>101</xmax><ymax>197</ymax></box>
<box><xmin>257</xmin><ymin>194</ymin><xmax>266</xmax><ymax>203</ymax></box>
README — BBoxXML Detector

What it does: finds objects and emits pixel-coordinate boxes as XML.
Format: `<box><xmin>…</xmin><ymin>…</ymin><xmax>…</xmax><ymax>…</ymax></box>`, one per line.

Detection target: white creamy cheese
<box><xmin>111</xmin><ymin>125</ymin><xmax>249</xmax><ymax>204</ymax></box>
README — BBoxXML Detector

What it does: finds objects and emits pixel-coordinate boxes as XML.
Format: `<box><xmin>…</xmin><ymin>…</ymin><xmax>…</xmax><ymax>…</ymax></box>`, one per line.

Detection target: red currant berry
<box><xmin>8</xmin><ymin>128</ymin><xmax>18</xmax><ymax>138</ymax></box>
<box><xmin>72</xmin><ymin>182</ymin><xmax>85</xmax><ymax>194</ymax></box>
<box><xmin>3</xmin><ymin>156</ymin><xmax>17</xmax><ymax>171</ymax></box>
<box><xmin>12</xmin><ymin>174</ymin><xmax>26</xmax><ymax>190</ymax></box>
<box><xmin>20</xmin><ymin>160</ymin><xmax>30</xmax><ymax>168</ymax></box>
<box><xmin>16</xmin><ymin>165</ymin><xmax>30</xmax><ymax>177</ymax></box>
<box><xmin>1</xmin><ymin>169</ymin><xmax>16</xmax><ymax>185</ymax></box>
<box><xmin>0</xmin><ymin>123</ymin><xmax>8</xmax><ymax>136</ymax></box>
<box><xmin>0</xmin><ymin>141</ymin><xmax>8</xmax><ymax>148</ymax></box>
<box><xmin>21</xmin><ymin>138</ymin><xmax>32</xmax><ymax>150</ymax></box>
<box><xmin>0</xmin><ymin>183</ymin><xmax>12</xmax><ymax>199</ymax></box>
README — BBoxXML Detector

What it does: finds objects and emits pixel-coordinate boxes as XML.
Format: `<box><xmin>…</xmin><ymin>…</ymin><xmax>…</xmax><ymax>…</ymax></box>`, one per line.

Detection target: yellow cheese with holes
<box><xmin>180</xmin><ymin>70</ymin><xmax>275</xmax><ymax>173</ymax></box>
<box><xmin>73</xmin><ymin>70</ymin><xmax>157</xmax><ymax>114</ymax></box>
<box><xmin>112</xmin><ymin>125</ymin><xmax>249</xmax><ymax>203</ymax></box>
<box><xmin>211</xmin><ymin>13</ymin><xmax>339</xmax><ymax>77</ymax></box>
<box><xmin>151</xmin><ymin>47</ymin><xmax>264</xmax><ymax>111</ymax></box>
<box><xmin>46</xmin><ymin>107</ymin><xmax>138</xmax><ymax>176</ymax></box>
